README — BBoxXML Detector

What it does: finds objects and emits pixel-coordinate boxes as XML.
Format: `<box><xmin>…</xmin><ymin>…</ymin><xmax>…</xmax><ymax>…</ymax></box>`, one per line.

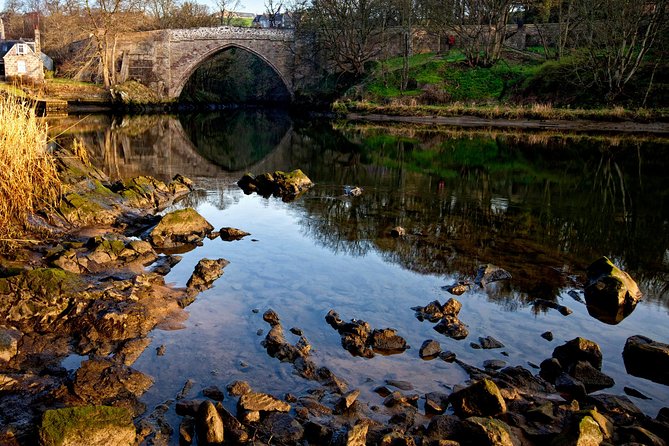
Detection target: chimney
<box><xmin>0</xmin><ymin>16</ymin><xmax>6</xmax><ymax>41</ymax></box>
<box><xmin>34</xmin><ymin>27</ymin><xmax>40</xmax><ymax>54</ymax></box>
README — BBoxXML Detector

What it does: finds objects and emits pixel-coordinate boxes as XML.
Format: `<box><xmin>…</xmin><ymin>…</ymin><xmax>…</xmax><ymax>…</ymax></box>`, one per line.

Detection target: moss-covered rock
<box><xmin>0</xmin><ymin>268</ymin><xmax>85</xmax><ymax>329</ymax></box>
<box><xmin>549</xmin><ymin>414</ymin><xmax>603</xmax><ymax>446</ymax></box>
<box><xmin>39</xmin><ymin>405</ymin><xmax>136</xmax><ymax>446</ymax></box>
<box><xmin>110</xmin><ymin>80</ymin><xmax>162</xmax><ymax>105</ymax></box>
<box><xmin>584</xmin><ymin>256</ymin><xmax>642</xmax><ymax>324</ymax></box>
<box><xmin>460</xmin><ymin>417</ymin><xmax>519</xmax><ymax>446</ymax></box>
<box><xmin>149</xmin><ymin>208</ymin><xmax>214</xmax><ymax>249</ymax></box>
<box><xmin>237</xmin><ymin>169</ymin><xmax>313</xmax><ymax>200</ymax></box>
<box><xmin>118</xmin><ymin>176</ymin><xmax>171</xmax><ymax>208</ymax></box>
<box><xmin>449</xmin><ymin>378</ymin><xmax>507</xmax><ymax>418</ymax></box>
<box><xmin>0</xmin><ymin>328</ymin><xmax>21</xmax><ymax>362</ymax></box>
<box><xmin>58</xmin><ymin>191</ymin><xmax>116</xmax><ymax>226</ymax></box>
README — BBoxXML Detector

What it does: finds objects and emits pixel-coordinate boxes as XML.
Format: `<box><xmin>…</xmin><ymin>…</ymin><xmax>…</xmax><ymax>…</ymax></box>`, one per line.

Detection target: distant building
<box><xmin>251</xmin><ymin>12</ymin><xmax>294</xmax><ymax>29</ymax></box>
<box><xmin>0</xmin><ymin>17</ymin><xmax>46</xmax><ymax>83</ymax></box>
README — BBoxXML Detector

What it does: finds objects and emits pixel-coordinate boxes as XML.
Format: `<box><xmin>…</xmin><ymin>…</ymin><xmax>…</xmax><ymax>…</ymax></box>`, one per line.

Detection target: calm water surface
<box><xmin>50</xmin><ymin>110</ymin><xmax>669</xmax><ymax>435</ymax></box>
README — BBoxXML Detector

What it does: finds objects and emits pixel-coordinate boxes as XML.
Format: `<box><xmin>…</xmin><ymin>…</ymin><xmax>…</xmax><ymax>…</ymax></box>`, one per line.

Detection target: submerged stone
<box><xmin>420</xmin><ymin>339</ymin><xmax>442</xmax><ymax>359</ymax></box>
<box><xmin>219</xmin><ymin>227</ymin><xmax>251</xmax><ymax>241</ymax></box>
<box><xmin>474</xmin><ymin>264</ymin><xmax>512</xmax><ymax>286</ymax></box>
<box><xmin>434</xmin><ymin>316</ymin><xmax>469</xmax><ymax>340</ymax></box>
<box><xmin>186</xmin><ymin>258</ymin><xmax>229</xmax><ymax>291</ymax></box>
<box><xmin>238</xmin><ymin>392</ymin><xmax>290</xmax><ymax>413</ymax></box>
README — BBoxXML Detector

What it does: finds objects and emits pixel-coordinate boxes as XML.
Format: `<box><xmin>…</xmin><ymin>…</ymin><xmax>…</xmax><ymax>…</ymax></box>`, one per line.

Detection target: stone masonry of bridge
<box><xmin>113</xmin><ymin>27</ymin><xmax>304</xmax><ymax>100</ymax></box>
<box><xmin>112</xmin><ymin>24</ymin><xmax>546</xmax><ymax>101</ymax></box>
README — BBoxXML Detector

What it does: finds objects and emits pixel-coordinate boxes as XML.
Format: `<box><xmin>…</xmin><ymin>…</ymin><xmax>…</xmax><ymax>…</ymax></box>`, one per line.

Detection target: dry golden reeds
<box><xmin>0</xmin><ymin>95</ymin><xmax>61</xmax><ymax>243</ymax></box>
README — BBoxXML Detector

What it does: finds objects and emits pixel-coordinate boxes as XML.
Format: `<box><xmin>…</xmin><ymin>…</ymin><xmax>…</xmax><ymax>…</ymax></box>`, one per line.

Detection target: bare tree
<box><xmin>83</xmin><ymin>0</ymin><xmax>142</xmax><ymax>87</ymax></box>
<box><xmin>451</xmin><ymin>0</ymin><xmax>515</xmax><ymax>67</ymax></box>
<box><xmin>147</xmin><ymin>0</ymin><xmax>179</xmax><ymax>27</ymax></box>
<box><xmin>215</xmin><ymin>0</ymin><xmax>243</xmax><ymax>25</ymax></box>
<box><xmin>265</xmin><ymin>0</ymin><xmax>283</xmax><ymax>27</ymax></box>
<box><xmin>304</xmin><ymin>0</ymin><xmax>388</xmax><ymax>75</ymax></box>
<box><xmin>581</xmin><ymin>0</ymin><xmax>668</xmax><ymax>100</ymax></box>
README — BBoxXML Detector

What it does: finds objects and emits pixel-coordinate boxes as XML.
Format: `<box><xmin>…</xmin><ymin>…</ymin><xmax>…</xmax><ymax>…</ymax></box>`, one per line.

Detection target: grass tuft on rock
<box><xmin>0</xmin><ymin>95</ymin><xmax>61</xmax><ymax>245</ymax></box>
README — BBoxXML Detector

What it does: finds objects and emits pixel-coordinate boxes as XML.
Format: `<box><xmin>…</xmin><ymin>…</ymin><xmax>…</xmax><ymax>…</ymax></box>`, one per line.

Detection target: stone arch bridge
<box><xmin>114</xmin><ymin>27</ymin><xmax>309</xmax><ymax>101</ymax></box>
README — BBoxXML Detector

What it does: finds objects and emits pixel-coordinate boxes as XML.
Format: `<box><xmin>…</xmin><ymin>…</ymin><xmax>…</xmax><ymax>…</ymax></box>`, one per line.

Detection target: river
<box><xmin>48</xmin><ymin>109</ymin><xmax>669</xmax><ymax>438</ymax></box>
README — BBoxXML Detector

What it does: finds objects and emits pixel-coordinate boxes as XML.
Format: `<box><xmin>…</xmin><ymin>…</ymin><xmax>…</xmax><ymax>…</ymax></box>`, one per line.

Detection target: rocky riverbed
<box><xmin>1</xmin><ymin>149</ymin><xmax>668</xmax><ymax>445</ymax></box>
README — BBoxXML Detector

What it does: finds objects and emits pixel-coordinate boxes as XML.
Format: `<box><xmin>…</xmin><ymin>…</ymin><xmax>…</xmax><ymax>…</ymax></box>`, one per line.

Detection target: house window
<box><xmin>17</xmin><ymin>60</ymin><xmax>26</xmax><ymax>73</ymax></box>
<box><xmin>16</xmin><ymin>44</ymin><xmax>26</xmax><ymax>55</ymax></box>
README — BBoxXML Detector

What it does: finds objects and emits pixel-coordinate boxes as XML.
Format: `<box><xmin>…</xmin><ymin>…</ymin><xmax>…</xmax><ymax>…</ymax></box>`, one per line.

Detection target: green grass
<box><xmin>358</xmin><ymin>52</ymin><xmax>542</xmax><ymax>104</ymax></box>
<box><xmin>0</xmin><ymin>83</ymin><xmax>27</xmax><ymax>95</ymax></box>
<box><xmin>228</xmin><ymin>17</ymin><xmax>253</xmax><ymax>27</ymax></box>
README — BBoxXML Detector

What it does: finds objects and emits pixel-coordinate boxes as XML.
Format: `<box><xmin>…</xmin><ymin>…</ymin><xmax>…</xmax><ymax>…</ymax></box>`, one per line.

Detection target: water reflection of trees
<box><xmin>291</xmin><ymin>125</ymin><xmax>669</xmax><ymax>305</ymax></box>
<box><xmin>48</xmin><ymin>114</ymin><xmax>669</xmax><ymax>307</ymax></box>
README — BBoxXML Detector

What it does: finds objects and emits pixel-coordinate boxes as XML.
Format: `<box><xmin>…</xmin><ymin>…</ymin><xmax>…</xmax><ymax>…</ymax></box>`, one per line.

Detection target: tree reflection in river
<box><xmin>49</xmin><ymin>112</ymin><xmax>669</xmax><ymax>310</ymax></box>
<box><xmin>292</xmin><ymin>124</ymin><xmax>669</xmax><ymax>306</ymax></box>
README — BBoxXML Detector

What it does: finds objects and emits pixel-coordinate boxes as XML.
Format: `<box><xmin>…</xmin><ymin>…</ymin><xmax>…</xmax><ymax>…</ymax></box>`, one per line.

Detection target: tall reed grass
<box><xmin>0</xmin><ymin>95</ymin><xmax>61</xmax><ymax>243</ymax></box>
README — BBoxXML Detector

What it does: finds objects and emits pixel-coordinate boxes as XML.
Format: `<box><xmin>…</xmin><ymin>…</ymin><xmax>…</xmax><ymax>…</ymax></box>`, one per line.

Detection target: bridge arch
<box><xmin>165</xmin><ymin>27</ymin><xmax>295</xmax><ymax>100</ymax></box>
<box><xmin>172</xmin><ymin>42</ymin><xmax>293</xmax><ymax>101</ymax></box>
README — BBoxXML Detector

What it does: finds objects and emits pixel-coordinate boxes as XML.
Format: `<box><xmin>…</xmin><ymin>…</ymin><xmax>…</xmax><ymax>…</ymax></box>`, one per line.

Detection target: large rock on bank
<box><xmin>0</xmin><ymin>268</ymin><xmax>84</xmax><ymax>331</ymax></box>
<box><xmin>584</xmin><ymin>257</ymin><xmax>642</xmax><ymax>324</ymax></box>
<box><xmin>449</xmin><ymin>378</ymin><xmax>507</xmax><ymax>418</ymax></box>
<box><xmin>39</xmin><ymin>406</ymin><xmax>136</xmax><ymax>446</ymax></box>
<box><xmin>623</xmin><ymin>335</ymin><xmax>669</xmax><ymax>385</ymax></box>
<box><xmin>149</xmin><ymin>208</ymin><xmax>213</xmax><ymax>249</ymax></box>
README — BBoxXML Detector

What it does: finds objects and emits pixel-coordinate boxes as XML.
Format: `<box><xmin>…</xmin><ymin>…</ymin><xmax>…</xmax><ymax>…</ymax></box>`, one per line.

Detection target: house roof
<box><xmin>0</xmin><ymin>40</ymin><xmax>37</xmax><ymax>58</ymax></box>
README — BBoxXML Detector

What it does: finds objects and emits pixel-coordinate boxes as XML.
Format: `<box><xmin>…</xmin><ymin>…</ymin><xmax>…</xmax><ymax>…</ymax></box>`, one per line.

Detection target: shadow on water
<box><xmin>178</xmin><ymin>109</ymin><xmax>292</xmax><ymax>172</ymax></box>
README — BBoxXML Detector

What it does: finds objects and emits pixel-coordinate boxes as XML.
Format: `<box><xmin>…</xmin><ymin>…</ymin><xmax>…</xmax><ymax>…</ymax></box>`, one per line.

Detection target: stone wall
<box><xmin>113</xmin><ymin>27</ymin><xmax>300</xmax><ymax>100</ymax></box>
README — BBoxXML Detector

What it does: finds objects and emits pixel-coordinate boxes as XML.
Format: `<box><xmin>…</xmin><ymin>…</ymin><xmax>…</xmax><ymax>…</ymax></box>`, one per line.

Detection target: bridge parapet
<box><xmin>169</xmin><ymin>26</ymin><xmax>294</xmax><ymax>42</ymax></box>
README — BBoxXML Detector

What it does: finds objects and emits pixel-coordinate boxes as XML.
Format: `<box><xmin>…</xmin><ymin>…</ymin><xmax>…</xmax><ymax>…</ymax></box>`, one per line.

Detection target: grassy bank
<box><xmin>0</xmin><ymin>96</ymin><xmax>61</xmax><ymax>244</ymax></box>
<box><xmin>335</xmin><ymin>100</ymin><xmax>669</xmax><ymax>123</ymax></box>
<box><xmin>339</xmin><ymin>51</ymin><xmax>669</xmax><ymax>122</ymax></box>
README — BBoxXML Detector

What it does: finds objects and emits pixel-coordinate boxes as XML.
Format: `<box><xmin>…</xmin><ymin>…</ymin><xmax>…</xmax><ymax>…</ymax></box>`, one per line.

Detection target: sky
<box><xmin>0</xmin><ymin>0</ymin><xmax>269</xmax><ymax>15</ymax></box>
<box><xmin>201</xmin><ymin>0</ymin><xmax>268</xmax><ymax>14</ymax></box>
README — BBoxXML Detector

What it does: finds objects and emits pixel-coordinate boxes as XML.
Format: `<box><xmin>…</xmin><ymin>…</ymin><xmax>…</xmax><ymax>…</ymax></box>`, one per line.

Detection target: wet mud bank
<box><xmin>345</xmin><ymin>113</ymin><xmax>669</xmax><ymax>135</ymax></box>
<box><xmin>1</xmin><ymin>156</ymin><xmax>668</xmax><ymax>445</ymax></box>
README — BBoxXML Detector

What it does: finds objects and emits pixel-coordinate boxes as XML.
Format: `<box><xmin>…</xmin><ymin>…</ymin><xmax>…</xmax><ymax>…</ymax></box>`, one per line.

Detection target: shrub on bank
<box><xmin>0</xmin><ymin>95</ymin><xmax>60</xmax><ymax>244</ymax></box>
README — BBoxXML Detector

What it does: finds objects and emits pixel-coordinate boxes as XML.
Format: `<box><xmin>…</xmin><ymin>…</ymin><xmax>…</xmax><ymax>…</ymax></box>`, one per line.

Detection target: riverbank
<box><xmin>336</xmin><ymin>100</ymin><xmax>669</xmax><ymax>127</ymax></box>
<box><xmin>343</xmin><ymin>111</ymin><xmax>669</xmax><ymax>135</ymax></box>
<box><xmin>6</xmin><ymin>76</ymin><xmax>669</xmax><ymax>128</ymax></box>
